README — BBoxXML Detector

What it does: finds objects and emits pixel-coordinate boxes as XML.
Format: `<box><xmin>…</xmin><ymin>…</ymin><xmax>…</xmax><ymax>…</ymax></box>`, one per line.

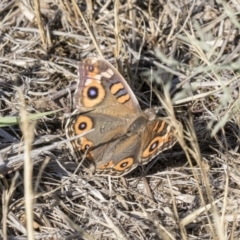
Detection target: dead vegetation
<box><xmin>0</xmin><ymin>0</ymin><xmax>240</xmax><ymax>239</ymax></box>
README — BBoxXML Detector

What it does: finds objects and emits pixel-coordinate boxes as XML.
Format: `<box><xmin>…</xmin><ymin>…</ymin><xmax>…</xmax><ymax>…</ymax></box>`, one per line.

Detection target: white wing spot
<box><xmin>107</xmin><ymin>68</ymin><xmax>114</xmax><ymax>76</ymax></box>
<box><xmin>85</xmin><ymin>79</ymin><xmax>93</xmax><ymax>85</ymax></box>
<box><xmin>90</xmin><ymin>59</ymin><xmax>98</xmax><ymax>64</ymax></box>
<box><xmin>101</xmin><ymin>71</ymin><xmax>112</xmax><ymax>78</ymax></box>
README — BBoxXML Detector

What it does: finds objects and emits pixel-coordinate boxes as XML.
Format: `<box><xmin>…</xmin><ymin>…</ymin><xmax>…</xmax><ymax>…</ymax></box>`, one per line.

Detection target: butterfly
<box><xmin>65</xmin><ymin>57</ymin><xmax>178</xmax><ymax>177</ymax></box>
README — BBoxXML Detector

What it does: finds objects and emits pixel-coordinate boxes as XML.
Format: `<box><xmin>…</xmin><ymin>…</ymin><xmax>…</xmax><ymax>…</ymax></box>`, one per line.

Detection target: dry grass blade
<box><xmin>181</xmin><ymin>198</ymin><xmax>222</xmax><ymax>226</ymax></box>
<box><xmin>33</xmin><ymin>0</ymin><xmax>49</xmax><ymax>50</ymax></box>
<box><xmin>19</xmin><ymin>90</ymin><xmax>36</xmax><ymax>240</ymax></box>
<box><xmin>113</xmin><ymin>0</ymin><xmax>121</xmax><ymax>58</ymax></box>
<box><xmin>72</xmin><ymin>0</ymin><xmax>103</xmax><ymax>58</ymax></box>
<box><xmin>132</xmin><ymin>205</ymin><xmax>176</xmax><ymax>240</ymax></box>
<box><xmin>102</xmin><ymin>211</ymin><xmax>128</xmax><ymax>240</ymax></box>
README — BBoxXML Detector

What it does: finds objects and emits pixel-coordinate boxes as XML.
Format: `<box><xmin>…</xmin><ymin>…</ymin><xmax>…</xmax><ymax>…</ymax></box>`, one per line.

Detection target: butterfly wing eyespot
<box><xmin>142</xmin><ymin>136</ymin><xmax>164</xmax><ymax>158</ymax></box>
<box><xmin>83</xmin><ymin>59</ymin><xmax>101</xmax><ymax>75</ymax></box>
<box><xmin>82</xmin><ymin>80</ymin><xmax>105</xmax><ymax>108</ymax></box>
<box><xmin>86</xmin><ymin>64</ymin><xmax>95</xmax><ymax>72</ymax></box>
<box><xmin>141</xmin><ymin>120</ymin><xmax>177</xmax><ymax>160</ymax></box>
<box><xmin>97</xmin><ymin>158</ymin><xmax>134</xmax><ymax>176</ymax></box>
<box><xmin>113</xmin><ymin>157</ymin><xmax>134</xmax><ymax>171</ymax></box>
<box><xmin>80</xmin><ymin>137</ymin><xmax>93</xmax><ymax>153</ymax></box>
<box><xmin>74</xmin><ymin>115</ymin><xmax>93</xmax><ymax>135</ymax></box>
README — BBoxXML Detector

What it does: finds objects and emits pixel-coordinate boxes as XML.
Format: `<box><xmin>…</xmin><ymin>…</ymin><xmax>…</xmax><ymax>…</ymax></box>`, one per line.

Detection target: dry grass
<box><xmin>0</xmin><ymin>0</ymin><xmax>240</xmax><ymax>239</ymax></box>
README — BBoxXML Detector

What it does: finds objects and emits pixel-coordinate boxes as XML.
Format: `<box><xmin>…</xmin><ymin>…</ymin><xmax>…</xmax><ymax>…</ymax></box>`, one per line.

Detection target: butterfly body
<box><xmin>65</xmin><ymin>57</ymin><xmax>178</xmax><ymax>177</ymax></box>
